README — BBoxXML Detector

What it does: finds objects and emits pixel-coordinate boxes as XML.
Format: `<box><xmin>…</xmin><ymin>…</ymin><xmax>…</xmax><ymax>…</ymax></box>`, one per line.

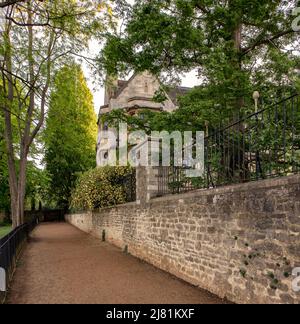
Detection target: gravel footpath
<box><xmin>7</xmin><ymin>222</ymin><xmax>228</xmax><ymax>304</ymax></box>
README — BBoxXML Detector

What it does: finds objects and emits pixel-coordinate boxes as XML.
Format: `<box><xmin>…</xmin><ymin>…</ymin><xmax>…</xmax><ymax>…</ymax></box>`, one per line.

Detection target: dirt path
<box><xmin>7</xmin><ymin>223</ymin><xmax>227</xmax><ymax>304</ymax></box>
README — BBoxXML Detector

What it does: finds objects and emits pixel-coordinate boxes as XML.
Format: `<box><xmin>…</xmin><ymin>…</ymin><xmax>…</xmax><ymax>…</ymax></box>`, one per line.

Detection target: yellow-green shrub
<box><xmin>70</xmin><ymin>166</ymin><xmax>134</xmax><ymax>211</ymax></box>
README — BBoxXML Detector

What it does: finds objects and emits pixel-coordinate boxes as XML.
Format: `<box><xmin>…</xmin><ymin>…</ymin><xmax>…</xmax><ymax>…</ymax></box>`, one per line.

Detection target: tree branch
<box><xmin>0</xmin><ymin>0</ymin><xmax>23</xmax><ymax>8</ymax></box>
<box><xmin>242</xmin><ymin>29</ymin><xmax>296</xmax><ymax>56</ymax></box>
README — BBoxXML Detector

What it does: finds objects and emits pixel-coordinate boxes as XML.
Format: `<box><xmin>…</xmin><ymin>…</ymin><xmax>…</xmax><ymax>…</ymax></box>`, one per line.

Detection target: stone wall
<box><xmin>66</xmin><ymin>174</ymin><xmax>300</xmax><ymax>304</ymax></box>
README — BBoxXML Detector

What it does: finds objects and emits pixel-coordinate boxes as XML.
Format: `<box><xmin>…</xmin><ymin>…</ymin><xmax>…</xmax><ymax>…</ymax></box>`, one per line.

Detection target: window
<box><xmin>144</xmin><ymin>81</ymin><xmax>149</xmax><ymax>93</ymax></box>
<box><xmin>103</xmin><ymin>122</ymin><xmax>109</xmax><ymax>131</ymax></box>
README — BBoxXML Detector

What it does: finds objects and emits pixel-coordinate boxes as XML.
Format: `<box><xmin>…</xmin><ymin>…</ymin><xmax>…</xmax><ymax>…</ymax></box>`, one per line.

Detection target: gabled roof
<box><xmin>111</xmin><ymin>73</ymin><xmax>191</xmax><ymax>106</ymax></box>
<box><xmin>114</xmin><ymin>80</ymin><xmax>127</xmax><ymax>98</ymax></box>
<box><xmin>112</xmin><ymin>74</ymin><xmax>137</xmax><ymax>99</ymax></box>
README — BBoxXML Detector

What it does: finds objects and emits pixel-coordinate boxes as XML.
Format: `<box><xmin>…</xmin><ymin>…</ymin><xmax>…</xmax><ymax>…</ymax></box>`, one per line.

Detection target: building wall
<box><xmin>66</xmin><ymin>174</ymin><xmax>300</xmax><ymax>304</ymax></box>
<box><xmin>97</xmin><ymin>72</ymin><xmax>177</xmax><ymax>166</ymax></box>
<box><xmin>109</xmin><ymin>72</ymin><xmax>176</xmax><ymax>112</ymax></box>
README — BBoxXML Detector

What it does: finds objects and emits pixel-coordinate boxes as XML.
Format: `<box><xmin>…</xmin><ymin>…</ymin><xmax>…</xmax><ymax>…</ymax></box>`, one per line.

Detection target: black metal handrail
<box><xmin>207</xmin><ymin>94</ymin><xmax>299</xmax><ymax>139</ymax></box>
<box><xmin>0</xmin><ymin>219</ymin><xmax>37</xmax><ymax>272</ymax></box>
<box><xmin>158</xmin><ymin>93</ymin><xmax>300</xmax><ymax>196</ymax></box>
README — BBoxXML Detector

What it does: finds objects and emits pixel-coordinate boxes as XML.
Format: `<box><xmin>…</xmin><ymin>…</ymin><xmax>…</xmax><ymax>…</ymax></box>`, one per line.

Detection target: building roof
<box><xmin>114</xmin><ymin>80</ymin><xmax>127</xmax><ymax>98</ymax></box>
<box><xmin>112</xmin><ymin>74</ymin><xmax>191</xmax><ymax>105</ymax></box>
<box><xmin>99</xmin><ymin>74</ymin><xmax>192</xmax><ymax>116</ymax></box>
<box><xmin>167</xmin><ymin>86</ymin><xmax>191</xmax><ymax>105</ymax></box>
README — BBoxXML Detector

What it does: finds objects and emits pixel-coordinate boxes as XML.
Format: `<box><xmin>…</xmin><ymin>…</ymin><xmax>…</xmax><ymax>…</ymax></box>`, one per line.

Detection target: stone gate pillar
<box><xmin>134</xmin><ymin>138</ymin><xmax>160</xmax><ymax>205</ymax></box>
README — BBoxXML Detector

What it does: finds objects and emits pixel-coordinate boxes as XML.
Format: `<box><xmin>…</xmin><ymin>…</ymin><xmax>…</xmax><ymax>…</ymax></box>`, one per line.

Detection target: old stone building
<box><xmin>96</xmin><ymin>71</ymin><xmax>190</xmax><ymax>166</ymax></box>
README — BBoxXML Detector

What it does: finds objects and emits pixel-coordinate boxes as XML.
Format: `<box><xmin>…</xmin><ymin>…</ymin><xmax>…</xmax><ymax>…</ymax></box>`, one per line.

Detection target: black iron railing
<box><xmin>121</xmin><ymin>169</ymin><xmax>137</xmax><ymax>202</ymax></box>
<box><xmin>158</xmin><ymin>94</ymin><xmax>300</xmax><ymax>196</ymax></box>
<box><xmin>0</xmin><ymin>219</ymin><xmax>37</xmax><ymax>273</ymax></box>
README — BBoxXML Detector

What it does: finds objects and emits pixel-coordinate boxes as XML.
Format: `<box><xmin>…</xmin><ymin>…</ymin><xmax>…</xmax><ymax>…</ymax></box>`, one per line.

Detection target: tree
<box><xmin>44</xmin><ymin>64</ymin><xmax>97</xmax><ymax>210</ymax></box>
<box><xmin>0</xmin><ymin>79</ymin><xmax>20</xmax><ymax>215</ymax></box>
<box><xmin>24</xmin><ymin>162</ymin><xmax>50</xmax><ymax>211</ymax></box>
<box><xmin>0</xmin><ymin>115</ymin><xmax>10</xmax><ymax>213</ymax></box>
<box><xmin>103</xmin><ymin>84</ymin><xmax>236</xmax><ymax>135</ymax></box>
<box><xmin>100</xmin><ymin>0</ymin><xmax>300</xmax><ymax>118</ymax></box>
<box><xmin>99</xmin><ymin>1</ymin><xmax>300</xmax><ymax>188</ymax></box>
<box><xmin>0</xmin><ymin>1</ymin><xmax>23</xmax><ymax>8</ymax></box>
<box><xmin>0</xmin><ymin>0</ymin><xmax>110</xmax><ymax>227</ymax></box>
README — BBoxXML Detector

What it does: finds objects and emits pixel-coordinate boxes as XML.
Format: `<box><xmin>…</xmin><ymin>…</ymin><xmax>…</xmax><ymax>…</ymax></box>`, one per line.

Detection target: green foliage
<box><xmin>0</xmin><ymin>81</ymin><xmax>19</xmax><ymax>213</ymax></box>
<box><xmin>102</xmin><ymin>84</ymin><xmax>245</xmax><ymax>136</ymax></box>
<box><xmin>1</xmin><ymin>78</ymin><xmax>48</xmax><ymax>213</ymax></box>
<box><xmin>100</xmin><ymin>0</ymin><xmax>299</xmax><ymax>119</ymax></box>
<box><xmin>0</xmin><ymin>148</ymin><xmax>10</xmax><ymax>213</ymax></box>
<box><xmin>100</xmin><ymin>1</ymin><xmax>300</xmax><ymax>144</ymax></box>
<box><xmin>0</xmin><ymin>226</ymin><xmax>12</xmax><ymax>239</ymax></box>
<box><xmin>70</xmin><ymin>166</ymin><xmax>134</xmax><ymax>211</ymax></box>
<box><xmin>25</xmin><ymin>163</ymin><xmax>50</xmax><ymax>211</ymax></box>
<box><xmin>296</xmin><ymin>76</ymin><xmax>300</xmax><ymax>93</ymax></box>
<box><xmin>0</xmin><ymin>113</ymin><xmax>9</xmax><ymax>212</ymax></box>
<box><xmin>0</xmin><ymin>0</ymin><xmax>112</xmax><ymax>226</ymax></box>
<box><xmin>44</xmin><ymin>63</ymin><xmax>97</xmax><ymax>209</ymax></box>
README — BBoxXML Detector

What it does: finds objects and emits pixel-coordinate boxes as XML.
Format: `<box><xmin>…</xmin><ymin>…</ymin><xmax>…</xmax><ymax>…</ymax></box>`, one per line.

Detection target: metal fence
<box><xmin>121</xmin><ymin>169</ymin><xmax>137</xmax><ymax>202</ymax></box>
<box><xmin>158</xmin><ymin>93</ymin><xmax>300</xmax><ymax>196</ymax></box>
<box><xmin>0</xmin><ymin>219</ymin><xmax>37</xmax><ymax>273</ymax></box>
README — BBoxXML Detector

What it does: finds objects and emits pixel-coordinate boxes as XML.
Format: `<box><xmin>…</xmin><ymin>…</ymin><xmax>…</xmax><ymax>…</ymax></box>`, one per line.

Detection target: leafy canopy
<box><xmin>100</xmin><ymin>0</ymin><xmax>299</xmax><ymax>130</ymax></box>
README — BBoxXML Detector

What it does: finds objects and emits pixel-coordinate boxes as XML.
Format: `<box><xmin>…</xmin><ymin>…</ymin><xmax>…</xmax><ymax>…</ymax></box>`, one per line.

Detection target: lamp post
<box><xmin>253</xmin><ymin>91</ymin><xmax>260</xmax><ymax>113</ymax></box>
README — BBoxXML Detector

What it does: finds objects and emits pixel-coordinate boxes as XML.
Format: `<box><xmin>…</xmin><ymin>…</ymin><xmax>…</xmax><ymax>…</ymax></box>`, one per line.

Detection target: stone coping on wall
<box><xmin>151</xmin><ymin>174</ymin><xmax>300</xmax><ymax>203</ymax></box>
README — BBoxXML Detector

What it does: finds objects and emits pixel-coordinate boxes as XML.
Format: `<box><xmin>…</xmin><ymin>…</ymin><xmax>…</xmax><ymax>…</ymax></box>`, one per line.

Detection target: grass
<box><xmin>0</xmin><ymin>225</ymin><xmax>12</xmax><ymax>239</ymax></box>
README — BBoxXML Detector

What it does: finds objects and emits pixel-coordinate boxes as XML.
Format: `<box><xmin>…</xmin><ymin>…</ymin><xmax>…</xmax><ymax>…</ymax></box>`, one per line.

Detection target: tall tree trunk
<box><xmin>17</xmin><ymin>156</ymin><xmax>27</xmax><ymax>225</ymax></box>
<box><xmin>232</xmin><ymin>22</ymin><xmax>244</xmax><ymax>120</ymax></box>
<box><xmin>2</xmin><ymin>19</ymin><xmax>21</xmax><ymax>228</ymax></box>
<box><xmin>15</xmin><ymin>3</ymin><xmax>35</xmax><ymax>225</ymax></box>
<box><xmin>1</xmin><ymin>2</ymin><xmax>58</xmax><ymax>228</ymax></box>
<box><xmin>228</xmin><ymin>5</ymin><xmax>246</xmax><ymax>181</ymax></box>
<box><xmin>2</xmin><ymin>5</ymin><xmax>34</xmax><ymax>228</ymax></box>
<box><xmin>228</xmin><ymin>0</ymin><xmax>244</xmax><ymax>120</ymax></box>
